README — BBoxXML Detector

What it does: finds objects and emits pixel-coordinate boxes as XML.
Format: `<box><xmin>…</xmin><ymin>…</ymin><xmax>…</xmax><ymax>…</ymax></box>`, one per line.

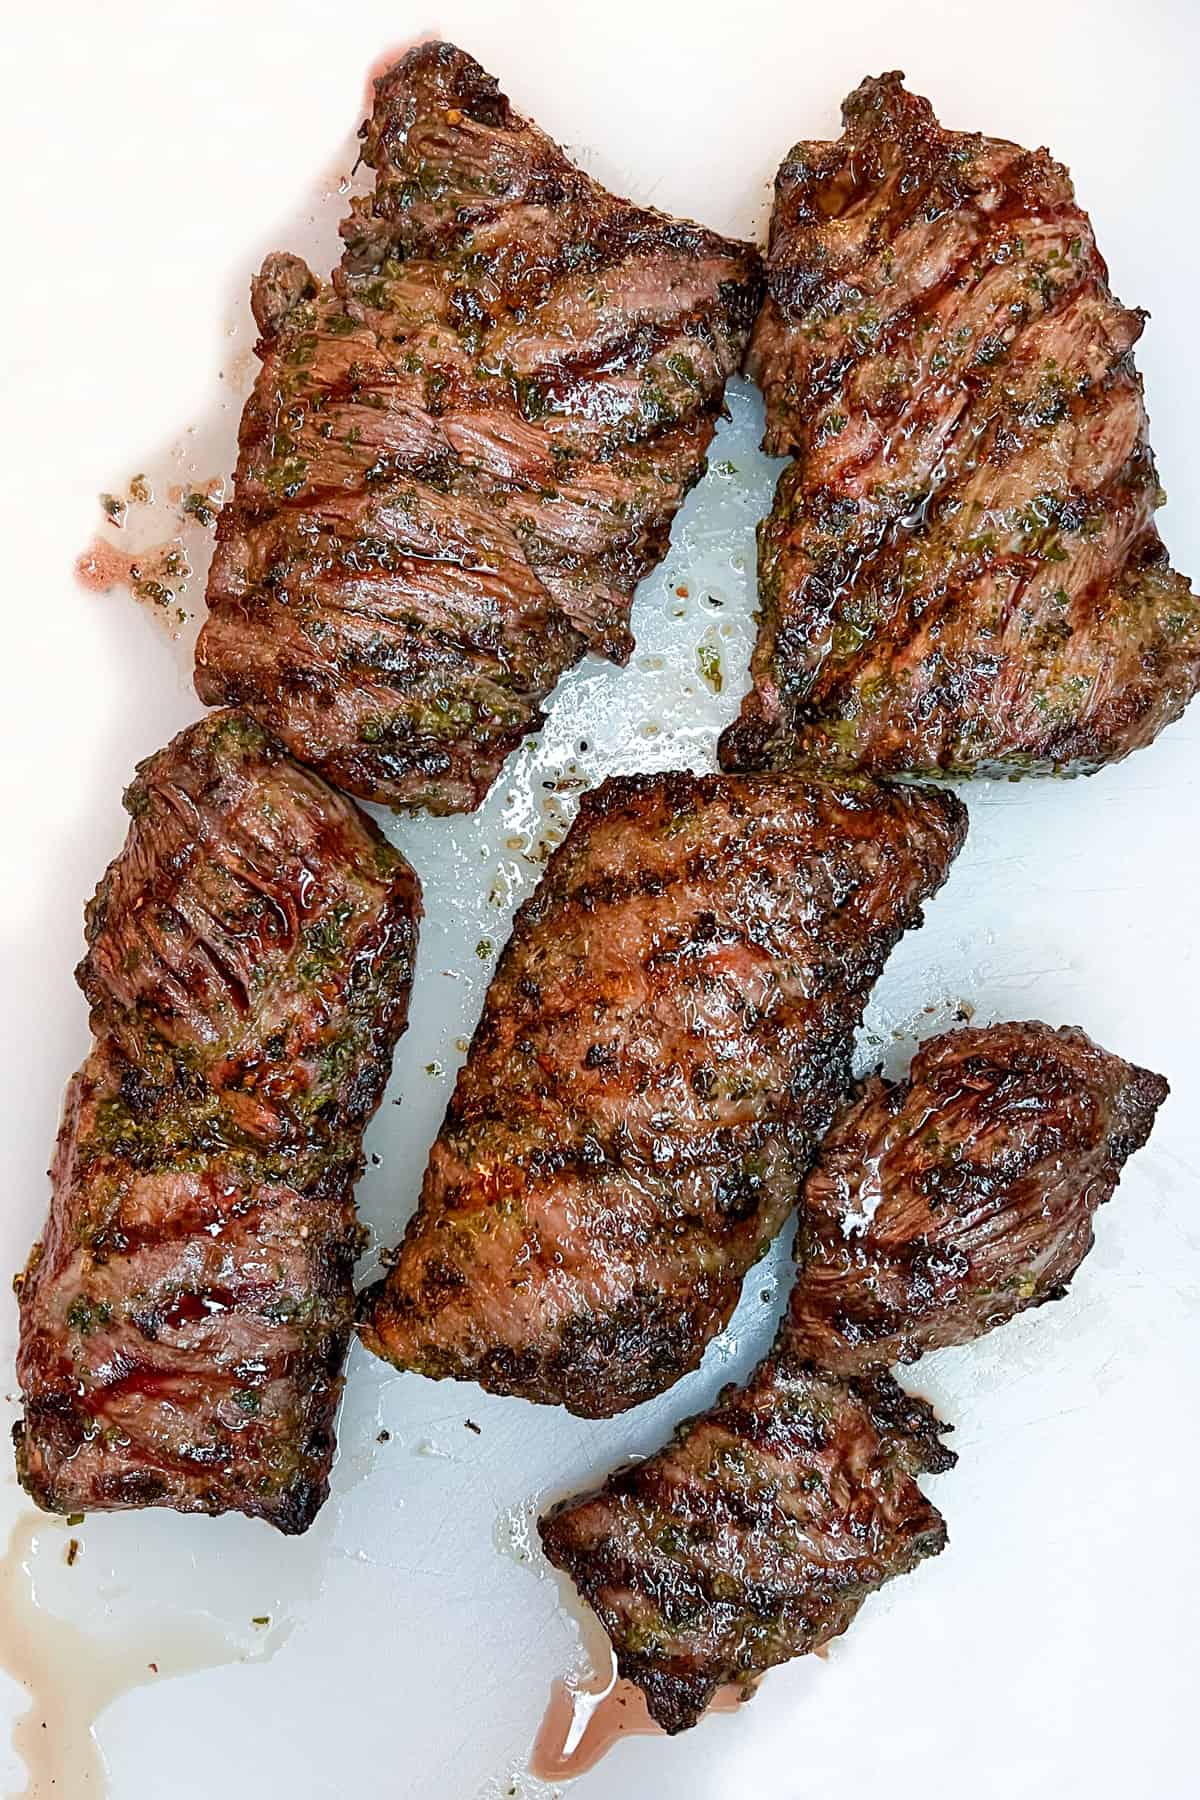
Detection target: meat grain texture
<box><xmin>784</xmin><ymin>1021</ymin><xmax>1168</xmax><ymax>1371</ymax></box>
<box><xmin>540</xmin><ymin>1360</ymin><xmax>953</xmax><ymax>1732</ymax></box>
<box><xmin>196</xmin><ymin>41</ymin><xmax>761</xmax><ymax>812</ymax></box>
<box><xmin>721</xmin><ymin>74</ymin><xmax>1200</xmax><ymax>778</ymax></box>
<box><xmin>361</xmin><ymin>769</ymin><xmax>966</xmax><ymax>1415</ymax></box>
<box><xmin>14</xmin><ymin>713</ymin><xmax>421</xmax><ymax>1532</ymax></box>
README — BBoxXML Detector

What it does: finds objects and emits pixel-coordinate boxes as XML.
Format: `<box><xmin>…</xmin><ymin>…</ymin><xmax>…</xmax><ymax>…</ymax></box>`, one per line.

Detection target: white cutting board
<box><xmin>1</xmin><ymin>2</ymin><xmax>1197</xmax><ymax>1795</ymax></box>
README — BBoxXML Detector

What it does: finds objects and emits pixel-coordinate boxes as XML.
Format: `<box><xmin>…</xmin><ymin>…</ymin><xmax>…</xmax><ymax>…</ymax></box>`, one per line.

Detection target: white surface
<box><xmin>1</xmin><ymin>2</ymin><xmax>1198</xmax><ymax>1796</ymax></box>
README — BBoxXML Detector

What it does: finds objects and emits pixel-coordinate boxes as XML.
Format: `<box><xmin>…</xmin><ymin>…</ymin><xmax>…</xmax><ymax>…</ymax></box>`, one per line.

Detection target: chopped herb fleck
<box><xmin>697</xmin><ymin>643</ymin><xmax>723</xmax><ymax>693</ymax></box>
<box><xmin>182</xmin><ymin>491</ymin><xmax>218</xmax><ymax>527</ymax></box>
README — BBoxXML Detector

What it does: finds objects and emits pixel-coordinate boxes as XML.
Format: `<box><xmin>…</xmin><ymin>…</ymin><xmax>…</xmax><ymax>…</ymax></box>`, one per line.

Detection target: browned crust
<box><xmin>196</xmin><ymin>42</ymin><xmax>761</xmax><ymax>812</ymax></box>
<box><xmin>14</xmin><ymin>711</ymin><xmax>421</xmax><ymax>1532</ymax></box>
<box><xmin>361</xmin><ymin>769</ymin><xmax>966</xmax><ymax>1414</ymax></box>
<box><xmin>539</xmin><ymin>1358</ymin><xmax>953</xmax><ymax>1731</ymax></box>
<box><xmin>783</xmin><ymin>1021</ymin><xmax>1169</xmax><ymax>1371</ymax></box>
<box><xmin>721</xmin><ymin>73</ymin><xmax>1200</xmax><ymax>779</ymax></box>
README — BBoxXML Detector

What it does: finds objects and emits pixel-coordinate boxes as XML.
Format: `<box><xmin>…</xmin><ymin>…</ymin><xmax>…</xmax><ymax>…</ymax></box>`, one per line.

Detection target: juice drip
<box><xmin>0</xmin><ymin>1513</ymin><xmax>305</xmax><ymax>1799</ymax></box>
<box><xmin>74</xmin><ymin>537</ymin><xmax>192</xmax><ymax>627</ymax></box>
<box><xmin>530</xmin><ymin>1656</ymin><xmax>746</xmax><ymax>1781</ymax></box>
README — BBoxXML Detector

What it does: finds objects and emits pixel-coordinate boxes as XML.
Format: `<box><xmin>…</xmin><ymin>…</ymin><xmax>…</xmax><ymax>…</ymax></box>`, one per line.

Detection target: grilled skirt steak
<box><xmin>720</xmin><ymin>74</ymin><xmax>1200</xmax><ymax>779</ymax></box>
<box><xmin>783</xmin><ymin>1022</ymin><xmax>1168</xmax><ymax>1372</ymax></box>
<box><xmin>539</xmin><ymin>1358</ymin><xmax>953</xmax><ymax>1733</ymax></box>
<box><xmin>14</xmin><ymin>712</ymin><xmax>421</xmax><ymax>1532</ymax></box>
<box><xmin>360</xmin><ymin>770</ymin><xmax>966</xmax><ymax>1416</ymax></box>
<box><xmin>195</xmin><ymin>41</ymin><xmax>761</xmax><ymax>813</ymax></box>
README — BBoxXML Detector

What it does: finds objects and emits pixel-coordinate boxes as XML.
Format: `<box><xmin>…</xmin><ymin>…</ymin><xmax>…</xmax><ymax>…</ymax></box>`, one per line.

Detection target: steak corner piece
<box><xmin>719</xmin><ymin>73</ymin><xmax>1200</xmax><ymax>780</ymax></box>
<box><xmin>783</xmin><ymin>1021</ymin><xmax>1168</xmax><ymax>1373</ymax></box>
<box><xmin>539</xmin><ymin>1358</ymin><xmax>953</xmax><ymax>1733</ymax></box>
<box><xmin>195</xmin><ymin>42</ymin><xmax>761</xmax><ymax>813</ymax></box>
<box><xmin>360</xmin><ymin>770</ymin><xmax>966</xmax><ymax>1416</ymax></box>
<box><xmin>14</xmin><ymin>712</ymin><xmax>421</xmax><ymax>1533</ymax></box>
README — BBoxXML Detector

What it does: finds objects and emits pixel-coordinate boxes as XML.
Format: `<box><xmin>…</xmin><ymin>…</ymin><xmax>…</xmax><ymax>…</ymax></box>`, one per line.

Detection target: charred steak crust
<box><xmin>360</xmin><ymin>769</ymin><xmax>966</xmax><ymax>1416</ymax></box>
<box><xmin>720</xmin><ymin>73</ymin><xmax>1200</xmax><ymax>779</ymax></box>
<box><xmin>195</xmin><ymin>41</ymin><xmax>762</xmax><ymax>813</ymax></box>
<box><xmin>784</xmin><ymin>1021</ymin><xmax>1168</xmax><ymax>1372</ymax></box>
<box><xmin>14</xmin><ymin>711</ymin><xmax>421</xmax><ymax>1533</ymax></box>
<box><xmin>539</xmin><ymin>1358</ymin><xmax>953</xmax><ymax>1733</ymax></box>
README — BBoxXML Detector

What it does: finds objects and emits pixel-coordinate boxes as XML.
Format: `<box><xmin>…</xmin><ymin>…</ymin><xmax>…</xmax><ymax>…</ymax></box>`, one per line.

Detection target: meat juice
<box><xmin>531</xmin><ymin>1662</ymin><xmax>746</xmax><ymax>1780</ymax></box>
<box><xmin>0</xmin><ymin>1514</ymin><xmax>259</xmax><ymax>1798</ymax></box>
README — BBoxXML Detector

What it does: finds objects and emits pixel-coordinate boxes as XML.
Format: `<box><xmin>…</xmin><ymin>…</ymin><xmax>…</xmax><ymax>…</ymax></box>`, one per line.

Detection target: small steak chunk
<box><xmin>14</xmin><ymin>712</ymin><xmax>421</xmax><ymax>1532</ymax></box>
<box><xmin>784</xmin><ymin>1022</ymin><xmax>1168</xmax><ymax>1372</ymax></box>
<box><xmin>721</xmin><ymin>73</ymin><xmax>1200</xmax><ymax>779</ymax></box>
<box><xmin>196</xmin><ymin>41</ymin><xmax>761</xmax><ymax>812</ymax></box>
<box><xmin>360</xmin><ymin>770</ymin><xmax>965</xmax><ymax>1416</ymax></box>
<box><xmin>539</xmin><ymin>1359</ymin><xmax>953</xmax><ymax>1733</ymax></box>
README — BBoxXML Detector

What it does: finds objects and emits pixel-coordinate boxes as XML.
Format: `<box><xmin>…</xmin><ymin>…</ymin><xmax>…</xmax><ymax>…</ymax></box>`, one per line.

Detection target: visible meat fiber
<box><xmin>720</xmin><ymin>74</ymin><xmax>1200</xmax><ymax>779</ymax></box>
<box><xmin>196</xmin><ymin>41</ymin><xmax>761</xmax><ymax>813</ymax></box>
<box><xmin>783</xmin><ymin>1022</ymin><xmax>1168</xmax><ymax>1372</ymax></box>
<box><xmin>539</xmin><ymin>1359</ymin><xmax>953</xmax><ymax>1733</ymax></box>
<box><xmin>360</xmin><ymin>770</ymin><xmax>966</xmax><ymax>1416</ymax></box>
<box><xmin>14</xmin><ymin>713</ymin><xmax>421</xmax><ymax>1533</ymax></box>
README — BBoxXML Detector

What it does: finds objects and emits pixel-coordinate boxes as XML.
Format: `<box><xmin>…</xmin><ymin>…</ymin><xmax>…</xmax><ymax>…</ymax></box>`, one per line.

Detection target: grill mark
<box><xmin>15</xmin><ymin>713</ymin><xmax>420</xmax><ymax>1531</ymax></box>
<box><xmin>539</xmin><ymin>1358</ymin><xmax>953</xmax><ymax>1732</ymax></box>
<box><xmin>195</xmin><ymin>43</ymin><xmax>760</xmax><ymax>811</ymax></box>
<box><xmin>817</xmin><ymin>442</ymin><xmax>1155</xmax><ymax>709</ymax></box>
<box><xmin>783</xmin><ymin>1022</ymin><xmax>1167</xmax><ymax>1374</ymax></box>
<box><xmin>724</xmin><ymin>73</ymin><xmax>1199</xmax><ymax>778</ymax></box>
<box><xmin>362</xmin><ymin>769</ymin><xmax>966</xmax><ymax>1416</ymax></box>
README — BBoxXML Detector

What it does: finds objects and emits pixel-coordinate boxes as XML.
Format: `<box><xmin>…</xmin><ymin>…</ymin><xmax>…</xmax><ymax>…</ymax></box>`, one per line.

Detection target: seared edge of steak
<box><xmin>196</xmin><ymin>42</ymin><xmax>761</xmax><ymax>812</ymax></box>
<box><xmin>14</xmin><ymin>711</ymin><xmax>421</xmax><ymax>1532</ymax></box>
<box><xmin>539</xmin><ymin>1357</ymin><xmax>953</xmax><ymax>1732</ymax></box>
<box><xmin>783</xmin><ymin>1021</ymin><xmax>1168</xmax><ymax>1372</ymax></box>
<box><xmin>360</xmin><ymin>769</ymin><xmax>966</xmax><ymax>1415</ymax></box>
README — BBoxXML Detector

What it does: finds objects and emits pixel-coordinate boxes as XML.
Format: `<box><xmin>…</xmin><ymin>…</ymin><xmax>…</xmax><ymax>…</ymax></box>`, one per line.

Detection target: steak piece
<box><xmin>196</xmin><ymin>42</ymin><xmax>761</xmax><ymax>813</ymax></box>
<box><xmin>720</xmin><ymin>73</ymin><xmax>1200</xmax><ymax>779</ymax></box>
<box><xmin>539</xmin><ymin>1359</ymin><xmax>953</xmax><ymax>1733</ymax></box>
<box><xmin>14</xmin><ymin>712</ymin><xmax>421</xmax><ymax>1533</ymax></box>
<box><xmin>783</xmin><ymin>1022</ymin><xmax>1168</xmax><ymax>1372</ymax></box>
<box><xmin>360</xmin><ymin>770</ymin><xmax>966</xmax><ymax>1415</ymax></box>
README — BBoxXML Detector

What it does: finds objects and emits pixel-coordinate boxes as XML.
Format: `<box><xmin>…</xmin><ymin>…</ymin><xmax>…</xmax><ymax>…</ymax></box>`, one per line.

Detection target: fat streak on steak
<box><xmin>720</xmin><ymin>74</ymin><xmax>1200</xmax><ymax>779</ymax></box>
<box><xmin>14</xmin><ymin>713</ymin><xmax>421</xmax><ymax>1533</ymax></box>
<box><xmin>360</xmin><ymin>769</ymin><xmax>966</xmax><ymax>1415</ymax></box>
<box><xmin>539</xmin><ymin>1359</ymin><xmax>953</xmax><ymax>1732</ymax></box>
<box><xmin>783</xmin><ymin>1021</ymin><xmax>1168</xmax><ymax>1372</ymax></box>
<box><xmin>196</xmin><ymin>41</ymin><xmax>761</xmax><ymax>812</ymax></box>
